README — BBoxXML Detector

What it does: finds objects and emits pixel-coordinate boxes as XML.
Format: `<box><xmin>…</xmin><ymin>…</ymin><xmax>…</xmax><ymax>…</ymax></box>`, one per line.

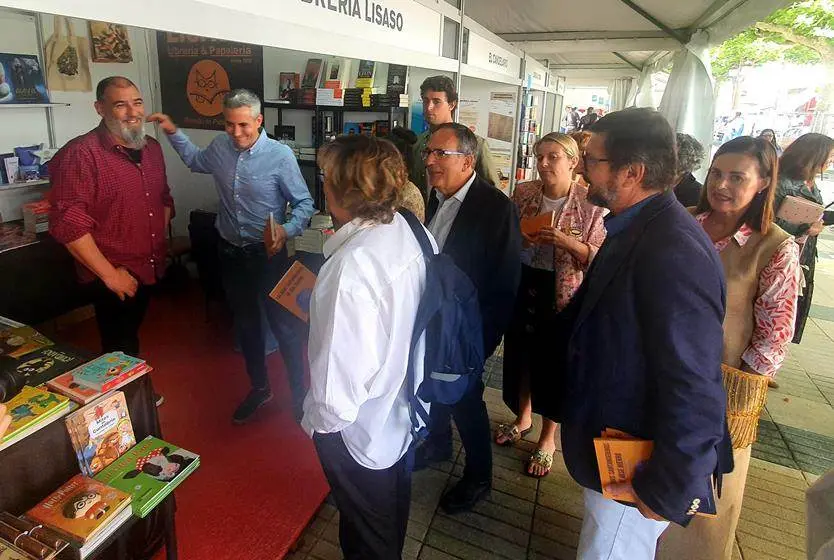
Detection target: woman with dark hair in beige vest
<box><xmin>657</xmin><ymin>136</ymin><xmax>802</xmax><ymax>559</ymax></box>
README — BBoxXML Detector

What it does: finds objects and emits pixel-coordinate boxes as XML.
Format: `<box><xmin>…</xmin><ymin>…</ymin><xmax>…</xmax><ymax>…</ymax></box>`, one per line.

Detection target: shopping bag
<box><xmin>44</xmin><ymin>15</ymin><xmax>92</xmax><ymax>92</ymax></box>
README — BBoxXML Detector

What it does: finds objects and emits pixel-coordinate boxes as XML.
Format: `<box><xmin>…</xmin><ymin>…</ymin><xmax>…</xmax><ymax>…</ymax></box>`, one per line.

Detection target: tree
<box><xmin>710</xmin><ymin>0</ymin><xmax>834</xmax><ymax>115</ymax></box>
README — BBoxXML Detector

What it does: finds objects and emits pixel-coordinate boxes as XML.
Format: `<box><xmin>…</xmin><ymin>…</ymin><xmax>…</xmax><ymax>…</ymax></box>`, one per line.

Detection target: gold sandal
<box><xmin>525</xmin><ymin>449</ymin><xmax>553</xmax><ymax>478</ymax></box>
<box><xmin>494</xmin><ymin>423</ymin><xmax>532</xmax><ymax>446</ymax></box>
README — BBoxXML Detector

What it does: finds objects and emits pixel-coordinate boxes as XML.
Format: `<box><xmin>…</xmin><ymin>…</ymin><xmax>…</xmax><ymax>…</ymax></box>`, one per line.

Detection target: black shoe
<box><xmin>413</xmin><ymin>442</ymin><xmax>453</xmax><ymax>471</ymax></box>
<box><xmin>154</xmin><ymin>393</ymin><xmax>165</xmax><ymax>407</ymax></box>
<box><xmin>232</xmin><ymin>387</ymin><xmax>274</xmax><ymax>424</ymax></box>
<box><xmin>440</xmin><ymin>479</ymin><xmax>491</xmax><ymax>514</ymax></box>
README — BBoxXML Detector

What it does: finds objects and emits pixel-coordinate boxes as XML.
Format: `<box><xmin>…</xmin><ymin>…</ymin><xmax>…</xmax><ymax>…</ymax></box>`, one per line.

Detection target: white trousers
<box><xmin>578</xmin><ymin>489</ymin><xmax>670</xmax><ymax>560</ymax></box>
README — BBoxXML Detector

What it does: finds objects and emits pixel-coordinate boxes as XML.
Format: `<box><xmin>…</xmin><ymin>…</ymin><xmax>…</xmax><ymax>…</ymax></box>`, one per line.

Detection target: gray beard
<box><xmin>107</xmin><ymin>120</ymin><xmax>147</xmax><ymax>150</ymax></box>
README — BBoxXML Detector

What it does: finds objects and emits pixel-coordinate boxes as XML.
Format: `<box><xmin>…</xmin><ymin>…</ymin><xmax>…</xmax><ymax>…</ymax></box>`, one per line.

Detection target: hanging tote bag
<box><xmin>44</xmin><ymin>15</ymin><xmax>92</xmax><ymax>92</ymax></box>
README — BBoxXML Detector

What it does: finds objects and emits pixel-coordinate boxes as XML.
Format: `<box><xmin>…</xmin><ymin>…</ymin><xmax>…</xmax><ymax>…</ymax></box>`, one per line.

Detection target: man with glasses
<box><xmin>559</xmin><ymin>108</ymin><xmax>733</xmax><ymax>558</ymax></box>
<box><xmin>414</xmin><ymin>122</ymin><xmax>521</xmax><ymax>514</ymax></box>
<box><xmin>409</xmin><ymin>76</ymin><xmax>501</xmax><ymax>201</ymax></box>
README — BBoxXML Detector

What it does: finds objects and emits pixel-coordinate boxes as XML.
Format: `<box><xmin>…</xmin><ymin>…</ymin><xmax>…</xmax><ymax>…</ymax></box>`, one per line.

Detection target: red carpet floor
<box><xmin>60</xmin><ymin>283</ymin><xmax>330</xmax><ymax>560</ymax></box>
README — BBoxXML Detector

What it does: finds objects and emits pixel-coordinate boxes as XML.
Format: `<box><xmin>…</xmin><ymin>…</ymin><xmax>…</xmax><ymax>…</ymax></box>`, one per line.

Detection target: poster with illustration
<box><xmin>156</xmin><ymin>32</ymin><xmax>263</xmax><ymax>130</ymax></box>
<box><xmin>0</xmin><ymin>53</ymin><xmax>49</xmax><ymax>104</ymax></box>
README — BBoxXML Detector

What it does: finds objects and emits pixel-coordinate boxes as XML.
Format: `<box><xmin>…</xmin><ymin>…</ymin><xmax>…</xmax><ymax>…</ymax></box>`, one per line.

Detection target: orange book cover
<box><xmin>26</xmin><ymin>475</ymin><xmax>131</xmax><ymax>545</ymax></box>
<box><xmin>520</xmin><ymin>211</ymin><xmax>555</xmax><ymax>237</ymax></box>
<box><xmin>269</xmin><ymin>261</ymin><xmax>316</xmax><ymax>322</ymax></box>
<box><xmin>594</xmin><ymin>437</ymin><xmax>654</xmax><ymax>502</ymax></box>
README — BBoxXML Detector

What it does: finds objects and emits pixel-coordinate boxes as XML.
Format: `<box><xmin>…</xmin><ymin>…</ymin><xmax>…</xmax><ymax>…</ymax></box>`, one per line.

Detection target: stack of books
<box><xmin>48</xmin><ymin>352</ymin><xmax>151</xmax><ymax>405</ymax></box>
<box><xmin>370</xmin><ymin>94</ymin><xmax>408</xmax><ymax>109</ymax></box>
<box><xmin>315</xmin><ymin>89</ymin><xmax>344</xmax><ymax>107</ymax></box>
<box><xmin>94</xmin><ymin>435</ymin><xmax>200</xmax><ymax>518</ymax></box>
<box><xmin>0</xmin><ymin>326</ymin><xmax>52</xmax><ymax>359</ymax></box>
<box><xmin>295</xmin><ymin>88</ymin><xmax>316</xmax><ymax>106</ymax></box>
<box><xmin>26</xmin><ymin>475</ymin><xmax>132</xmax><ymax>560</ymax></box>
<box><xmin>0</xmin><ymin>385</ymin><xmax>71</xmax><ymax>451</ymax></box>
<box><xmin>342</xmin><ymin>88</ymin><xmax>368</xmax><ymax>108</ymax></box>
<box><xmin>297</xmin><ymin>147</ymin><xmax>316</xmax><ymax>162</ymax></box>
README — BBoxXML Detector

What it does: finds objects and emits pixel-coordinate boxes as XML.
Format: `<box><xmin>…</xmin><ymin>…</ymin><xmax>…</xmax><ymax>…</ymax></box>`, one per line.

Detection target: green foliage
<box><xmin>710</xmin><ymin>0</ymin><xmax>833</xmax><ymax>82</ymax></box>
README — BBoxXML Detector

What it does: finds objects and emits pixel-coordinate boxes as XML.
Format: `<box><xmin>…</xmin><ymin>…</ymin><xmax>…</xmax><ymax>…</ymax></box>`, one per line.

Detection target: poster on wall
<box><xmin>88</xmin><ymin>21</ymin><xmax>133</xmax><ymax>63</ymax></box>
<box><xmin>156</xmin><ymin>33</ymin><xmax>263</xmax><ymax>131</ymax></box>
<box><xmin>0</xmin><ymin>54</ymin><xmax>49</xmax><ymax>104</ymax></box>
<box><xmin>487</xmin><ymin>92</ymin><xmax>516</xmax><ymax>144</ymax></box>
<box><xmin>458</xmin><ymin>98</ymin><xmax>481</xmax><ymax>135</ymax></box>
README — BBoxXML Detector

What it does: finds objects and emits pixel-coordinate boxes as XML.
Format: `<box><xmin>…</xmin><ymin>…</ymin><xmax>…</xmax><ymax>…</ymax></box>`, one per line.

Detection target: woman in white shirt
<box><xmin>301</xmin><ymin>135</ymin><xmax>433</xmax><ymax>560</ymax></box>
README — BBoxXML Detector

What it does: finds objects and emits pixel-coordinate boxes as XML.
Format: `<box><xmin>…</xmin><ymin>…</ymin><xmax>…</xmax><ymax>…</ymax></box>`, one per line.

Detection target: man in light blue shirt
<box><xmin>149</xmin><ymin>89</ymin><xmax>314</xmax><ymax>424</ymax></box>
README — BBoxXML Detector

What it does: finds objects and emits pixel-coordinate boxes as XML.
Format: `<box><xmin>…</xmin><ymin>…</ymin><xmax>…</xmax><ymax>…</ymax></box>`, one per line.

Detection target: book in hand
<box><xmin>776</xmin><ymin>194</ymin><xmax>824</xmax><ymax>226</ymax></box>
<box><xmin>0</xmin><ymin>344</ymin><xmax>93</xmax><ymax>388</ymax></box>
<box><xmin>65</xmin><ymin>391</ymin><xmax>136</xmax><ymax>477</ymax></box>
<box><xmin>0</xmin><ymin>327</ymin><xmax>53</xmax><ymax>359</ymax></box>
<box><xmin>70</xmin><ymin>352</ymin><xmax>146</xmax><ymax>393</ymax></box>
<box><xmin>1</xmin><ymin>385</ymin><xmax>70</xmax><ymax>450</ymax></box>
<box><xmin>26</xmin><ymin>475</ymin><xmax>131</xmax><ymax>549</ymax></box>
<box><xmin>269</xmin><ymin>261</ymin><xmax>316</xmax><ymax>322</ymax></box>
<box><xmin>94</xmin><ymin>436</ymin><xmax>200</xmax><ymax>518</ymax></box>
<box><xmin>520</xmin><ymin>211</ymin><xmax>556</xmax><ymax>237</ymax></box>
<box><xmin>593</xmin><ymin>428</ymin><xmax>716</xmax><ymax>517</ymax></box>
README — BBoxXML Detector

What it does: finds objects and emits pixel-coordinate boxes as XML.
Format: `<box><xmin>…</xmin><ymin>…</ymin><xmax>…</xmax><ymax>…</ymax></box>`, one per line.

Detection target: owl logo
<box><xmin>187</xmin><ymin>59</ymin><xmax>230</xmax><ymax>117</ymax></box>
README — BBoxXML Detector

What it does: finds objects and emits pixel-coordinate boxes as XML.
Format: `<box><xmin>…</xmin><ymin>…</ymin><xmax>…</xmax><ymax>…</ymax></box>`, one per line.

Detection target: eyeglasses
<box><xmin>420</xmin><ymin>148</ymin><xmax>470</xmax><ymax>161</ymax></box>
<box><xmin>582</xmin><ymin>153</ymin><xmax>610</xmax><ymax>168</ymax></box>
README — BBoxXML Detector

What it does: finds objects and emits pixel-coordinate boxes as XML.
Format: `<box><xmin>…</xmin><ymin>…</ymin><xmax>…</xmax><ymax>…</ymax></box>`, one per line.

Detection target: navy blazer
<box><xmin>427</xmin><ymin>176</ymin><xmax>522</xmax><ymax>358</ymax></box>
<box><xmin>559</xmin><ymin>191</ymin><xmax>734</xmax><ymax>527</ymax></box>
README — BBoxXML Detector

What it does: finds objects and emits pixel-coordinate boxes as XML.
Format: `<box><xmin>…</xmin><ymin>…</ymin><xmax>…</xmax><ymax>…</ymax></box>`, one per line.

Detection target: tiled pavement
<box><xmin>287</xmin><ymin>231</ymin><xmax>834</xmax><ymax>560</ymax></box>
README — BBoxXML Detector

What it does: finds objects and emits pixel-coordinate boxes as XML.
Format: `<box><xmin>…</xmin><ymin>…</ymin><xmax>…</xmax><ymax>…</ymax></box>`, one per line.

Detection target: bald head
<box><xmin>96</xmin><ymin>76</ymin><xmax>138</xmax><ymax>102</ymax></box>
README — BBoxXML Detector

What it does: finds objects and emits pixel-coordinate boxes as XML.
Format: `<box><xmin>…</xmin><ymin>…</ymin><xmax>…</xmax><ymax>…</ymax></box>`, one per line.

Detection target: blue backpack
<box><xmin>399</xmin><ymin>209</ymin><xmax>485</xmax><ymax>443</ymax></box>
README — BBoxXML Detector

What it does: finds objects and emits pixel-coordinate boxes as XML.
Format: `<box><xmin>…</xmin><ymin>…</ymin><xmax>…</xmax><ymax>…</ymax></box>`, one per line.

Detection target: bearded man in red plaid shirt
<box><xmin>49</xmin><ymin>77</ymin><xmax>174</xmax><ymax>389</ymax></box>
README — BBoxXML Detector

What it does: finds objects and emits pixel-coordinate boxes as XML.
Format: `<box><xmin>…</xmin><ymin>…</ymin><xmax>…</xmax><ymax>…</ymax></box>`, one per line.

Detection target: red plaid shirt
<box><xmin>49</xmin><ymin>123</ymin><xmax>174</xmax><ymax>285</ymax></box>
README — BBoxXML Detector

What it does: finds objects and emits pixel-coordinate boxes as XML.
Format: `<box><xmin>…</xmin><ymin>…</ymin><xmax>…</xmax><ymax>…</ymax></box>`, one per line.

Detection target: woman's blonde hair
<box><xmin>534</xmin><ymin>132</ymin><xmax>579</xmax><ymax>159</ymax></box>
<box><xmin>317</xmin><ymin>135</ymin><xmax>405</xmax><ymax>224</ymax></box>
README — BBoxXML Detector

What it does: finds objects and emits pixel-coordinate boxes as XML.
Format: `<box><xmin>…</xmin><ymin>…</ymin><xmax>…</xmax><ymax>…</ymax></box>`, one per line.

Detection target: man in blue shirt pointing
<box><xmin>149</xmin><ymin>89</ymin><xmax>315</xmax><ymax>424</ymax></box>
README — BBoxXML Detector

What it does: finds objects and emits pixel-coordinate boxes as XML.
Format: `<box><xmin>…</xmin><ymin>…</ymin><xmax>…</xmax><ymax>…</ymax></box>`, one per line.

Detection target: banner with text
<box><xmin>156</xmin><ymin>32</ymin><xmax>263</xmax><ymax>130</ymax></box>
<box><xmin>466</xmin><ymin>30</ymin><xmax>521</xmax><ymax>81</ymax></box>
<box><xmin>199</xmin><ymin>0</ymin><xmax>442</xmax><ymax>56</ymax></box>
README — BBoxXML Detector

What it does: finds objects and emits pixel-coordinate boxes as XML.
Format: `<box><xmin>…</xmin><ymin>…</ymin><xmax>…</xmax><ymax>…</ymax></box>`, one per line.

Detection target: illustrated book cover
<box><xmin>65</xmin><ymin>391</ymin><xmax>136</xmax><ymax>477</ymax></box>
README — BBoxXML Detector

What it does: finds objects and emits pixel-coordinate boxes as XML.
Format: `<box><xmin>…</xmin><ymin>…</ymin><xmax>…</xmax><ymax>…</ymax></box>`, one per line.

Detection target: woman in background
<box><xmin>658</xmin><ymin>136</ymin><xmax>801</xmax><ymax>560</ymax></box>
<box><xmin>387</xmin><ymin>127</ymin><xmax>426</xmax><ymax>222</ymax></box>
<box><xmin>673</xmin><ymin>133</ymin><xmax>705</xmax><ymax>207</ymax></box>
<box><xmin>568</xmin><ymin>130</ymin><xmax>590</xmax><ymax>187</ymax></box>
<box><xmin>774</xmin><ymin>133</ymin><xmax>834</xmax><ymax>345</ymax></box>
<box><xmin>495</xmin><ymin>132</ymin><xmax>605</xmax><ymax>478</ymax></box>
<box><xmin>758</xmin><ymin>128</ymin><xmax>782</xmax><ymax>156</ymax></box>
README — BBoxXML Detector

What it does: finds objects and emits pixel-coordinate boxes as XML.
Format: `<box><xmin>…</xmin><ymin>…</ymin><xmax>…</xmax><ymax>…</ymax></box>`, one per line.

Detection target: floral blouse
<box><xmin>512</xmin><ymin>180</ymin><xmax>607</xmax><ymax>311</ymax></box>
<box><xmin>695</xmin><ymin>212</ymin><xmax>802</xmax><ymax>376</ymax></box>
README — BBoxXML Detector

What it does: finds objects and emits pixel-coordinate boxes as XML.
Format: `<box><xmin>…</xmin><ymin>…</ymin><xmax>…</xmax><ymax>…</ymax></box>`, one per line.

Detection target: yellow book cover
<box><xmin>594</xmin><ymin>437</ymin><xmax>654</xmax><ymax>502</ymax></box>
<box><xmin>269</xmin><ymin>261</ymin><xmax>316</xmax><ymax>322</ymax></box>
<box><xmin>2</xmin><ymin>385</ymin><xmax>69</xmax><ymax>444</ymax></box>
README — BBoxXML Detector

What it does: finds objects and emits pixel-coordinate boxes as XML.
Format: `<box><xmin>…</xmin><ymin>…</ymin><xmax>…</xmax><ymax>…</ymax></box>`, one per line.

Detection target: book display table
<box><xmin>0</xmin><ymin>375</ymin><xmax>177</xmax><ymax>560</ymax></box>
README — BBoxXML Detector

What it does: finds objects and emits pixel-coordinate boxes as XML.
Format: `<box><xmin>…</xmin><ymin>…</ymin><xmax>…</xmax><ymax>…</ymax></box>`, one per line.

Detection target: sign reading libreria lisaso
<box><xmin>300</xmin><ymin>0</ymin><xmax>405</xmax><ymax>31</ymax></box>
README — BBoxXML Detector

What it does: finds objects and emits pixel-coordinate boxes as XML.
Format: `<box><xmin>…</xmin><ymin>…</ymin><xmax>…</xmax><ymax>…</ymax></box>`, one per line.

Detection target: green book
<box><xmin>94</xmin><ymin>436</ymin><xmax>200</xmax><ymax>518</ymax></box>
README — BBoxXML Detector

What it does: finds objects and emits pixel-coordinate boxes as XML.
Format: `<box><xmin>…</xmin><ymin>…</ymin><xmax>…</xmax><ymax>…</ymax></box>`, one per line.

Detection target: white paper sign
<box><xmin>466</xmin><ymin>30</ymin><xmax>522</xmax><ymax>79</ymax></box>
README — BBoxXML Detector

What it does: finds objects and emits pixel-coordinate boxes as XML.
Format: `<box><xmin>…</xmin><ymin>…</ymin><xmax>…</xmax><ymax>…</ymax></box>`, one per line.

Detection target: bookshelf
<box><xmin>516</xmin><ymin>90</ymin><xmax>540</xmax><ymax>183</ymax></box>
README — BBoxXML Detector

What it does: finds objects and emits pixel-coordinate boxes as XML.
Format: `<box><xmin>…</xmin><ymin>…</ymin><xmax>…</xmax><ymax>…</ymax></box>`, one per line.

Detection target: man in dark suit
<box><xmin>558</xmin><ymin>108</ymin><xmax>733</xmax><ymax>558</ymax></box>
<box><xmin>415</xmin><ymin>122</ymin><xmax>521</xmax><ymax>514</ymax></box>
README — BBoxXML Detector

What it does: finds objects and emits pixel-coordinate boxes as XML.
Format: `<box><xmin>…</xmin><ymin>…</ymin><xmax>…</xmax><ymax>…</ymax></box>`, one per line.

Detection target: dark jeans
<box><xmin>218</xmin><ymin>239</ymin><xmax>307</xmax><ymax>413</ymax></box>
<box><xmin>90</xmin><ymin>280</ymin><xmax>151</xmax><ymax>356</ymax></box>
<box><xmin>426</xmin><ymin>378</ymin><xmax>492</xmax><ymax>485</ymax></box>
<box><xmin>313</xmin><ymin>432</ymin><xmax>411</xmax><ymax>560</ymax></box>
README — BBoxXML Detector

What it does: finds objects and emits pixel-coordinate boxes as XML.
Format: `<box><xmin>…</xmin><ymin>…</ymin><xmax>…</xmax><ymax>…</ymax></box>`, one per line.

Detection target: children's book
<box><xmin>520</xmin><ymin>211</ymin><xmax>555</xmax><ymax>237</ymax></box>
<box><xmin>0</xmin><ymin>327</ymin><xmax>52</xmax><ymax>359</ymax></box>
<box><xmin>70</xmin><ymin>352</ymin><xmax>146</xmax><ymax>393</ymax></box>
<box><xmin>46</xmin><ymin>364</ymin><xmax>150</xmax><ymax>405</ymax></box>
<box><xmin>0</xmin><ymin>344</ymin><xmax>92</xmax><ymax>388</ymax></box>
<box><xmin>65</xmin><ymin>391</ymin><xmax>136</xmax><ymax>477</ymax></box>
<box><xmin>25</xmin><ymin>475</ymin><xmax>131</xmax><ymax>545</ymax></box>
<box><xmin>94</xmin><ymin>436</ymin><xmax>200</xmax><ymax>518</ymax></box>
<box><xmin>0</xmin><ymin>386</ymin><xmax>71</xmax><ymax>450</ymax></box>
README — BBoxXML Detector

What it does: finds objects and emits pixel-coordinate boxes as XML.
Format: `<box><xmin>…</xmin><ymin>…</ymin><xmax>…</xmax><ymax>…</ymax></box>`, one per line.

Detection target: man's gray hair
<box><xmin>223</xmin><ymin>88</ymin><xmax>261</xmax><ymax>119</ymax></box>
<box><xmin>676</xmin><ymin>133</ymin><xmax>705</xmax><ymax>176</ymax></box>
<box><xmin>433</xmin><ymin>122</ymin><xmax>478</xmax><ymax>155</ymax></box>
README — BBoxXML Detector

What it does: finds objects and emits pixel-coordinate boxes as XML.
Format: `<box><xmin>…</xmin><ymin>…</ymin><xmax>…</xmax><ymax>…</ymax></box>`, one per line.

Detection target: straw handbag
<box><xmin>722</xmin><ymin>364</ymin><xmax>769</xmax><ymax>449</ymax></box>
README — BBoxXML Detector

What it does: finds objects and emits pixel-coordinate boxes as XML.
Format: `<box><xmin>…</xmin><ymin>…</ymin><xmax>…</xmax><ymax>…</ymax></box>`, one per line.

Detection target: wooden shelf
<box><xmin>0</xmin><ymin>179</ymin><xmax>50</xmax><ymax>190</ymax></box>
<box><xmin>0</xmin><ymin>103</ymin><xmax>69</xmax><ymax>109</ymax></box>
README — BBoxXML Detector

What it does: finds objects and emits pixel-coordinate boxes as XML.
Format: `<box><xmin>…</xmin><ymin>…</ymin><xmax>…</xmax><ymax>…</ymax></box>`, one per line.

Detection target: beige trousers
<box><xmin>655</xmin><ymin>446</ymin><xmax>752</xmax><ymax>560</ymax></box>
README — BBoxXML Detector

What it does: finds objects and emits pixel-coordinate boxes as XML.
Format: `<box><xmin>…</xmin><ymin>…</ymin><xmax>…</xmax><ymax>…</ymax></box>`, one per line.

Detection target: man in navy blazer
<box><xmin>415</xmin><ymin>122</ymin><xmax>522</xmax><ymax>514</ymax></box>
<box><xmin>557</xmin><ymin>109</ymin><xmax>733</xmax><ymax>558</ymax></box>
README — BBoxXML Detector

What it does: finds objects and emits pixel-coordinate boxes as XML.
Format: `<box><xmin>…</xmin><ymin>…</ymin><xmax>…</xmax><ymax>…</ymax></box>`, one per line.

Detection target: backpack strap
<box><xmin>399</xmin><ymin>209</ymin><xmax>433</xmax><ymax>258</ymax></box>
<box><xmin>399</xmin><ymin>208</ymin><xmax>432</xmax><ymax>444</ymax></box>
